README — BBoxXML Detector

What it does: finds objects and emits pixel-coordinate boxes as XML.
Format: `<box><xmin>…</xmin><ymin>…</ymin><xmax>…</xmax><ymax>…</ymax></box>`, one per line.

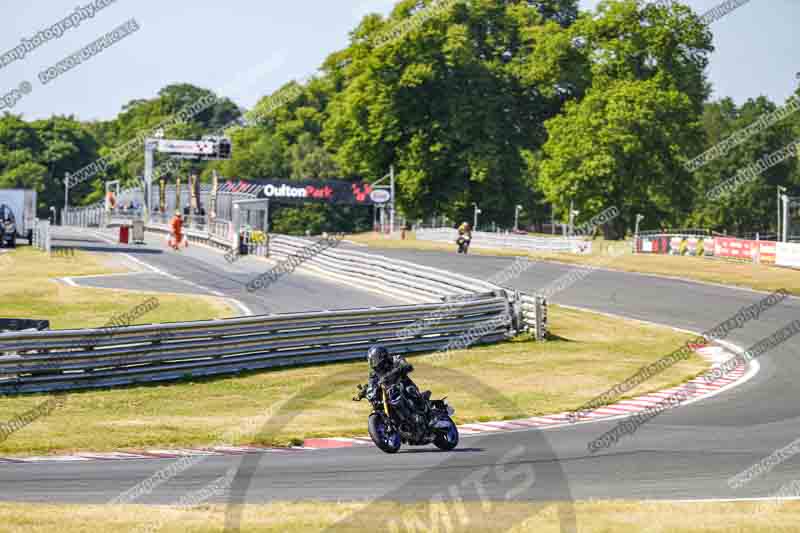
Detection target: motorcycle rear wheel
<box><xmin>368</xmin><ymin>413</ymin><xmax>401</xmax><ymax>454</ymax></box>
<box><xmin>433</xmin><ymin>417</ymin><xmax>459</xmax><ymax>451</ymax></box>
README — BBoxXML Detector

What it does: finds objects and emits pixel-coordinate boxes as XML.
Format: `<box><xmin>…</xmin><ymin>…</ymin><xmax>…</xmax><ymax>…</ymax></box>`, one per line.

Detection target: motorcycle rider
<box><xmin>364</xmin><ymin>345</ymin><xmax>431</xmax><ymax>427</ymax></box>
<box><xmin>457</xmin><ymin>221</ymin><xmax>472</xmax><ymax>254</ymax></box>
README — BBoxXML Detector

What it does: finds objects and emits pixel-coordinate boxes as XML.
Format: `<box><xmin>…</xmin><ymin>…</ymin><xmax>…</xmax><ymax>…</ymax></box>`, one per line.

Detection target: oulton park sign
<box><xmin>218</xmin><ymin>178</ymin><xmax>388</xmax><ymax>206</ymax></box>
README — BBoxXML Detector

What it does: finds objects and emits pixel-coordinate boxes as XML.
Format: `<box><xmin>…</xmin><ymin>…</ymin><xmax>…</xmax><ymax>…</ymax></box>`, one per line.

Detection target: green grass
<box><xmin>0</xmin><ymin>305</ymin><xmax>706</xmax><ymax>455</ymax></box>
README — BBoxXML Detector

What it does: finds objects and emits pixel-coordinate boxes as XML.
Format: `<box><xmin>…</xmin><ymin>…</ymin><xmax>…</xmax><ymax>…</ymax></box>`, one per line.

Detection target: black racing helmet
<box><xmin>367</xmin><ymin>345</ymin><xmax>391</xmax><ymax>372</ymax></box>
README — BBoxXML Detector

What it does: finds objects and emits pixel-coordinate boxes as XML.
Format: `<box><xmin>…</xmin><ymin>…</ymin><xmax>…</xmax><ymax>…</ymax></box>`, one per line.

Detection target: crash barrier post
<box><xmin>131</xmin><ymin>219</ymin><xmax>145</xmax><ymax>244</ymax></box>
<box><xmin>32</xmin><ymin>219</ymin><xmax>51</xmax><ymax>254</ymax></box>
<box><xmin>31</xmin><ymin>219</ymin><xmax>39</xmax><ymax>249</ymax></box>
<box><xmin>0</xmin><ymin>296</ymin><xmax>522</xmax><ymax>395</ymax></box>
<box><xmin>518</xmin><ymin>294</ymin><xmax>548</xmax><ymax>341</ymax></box>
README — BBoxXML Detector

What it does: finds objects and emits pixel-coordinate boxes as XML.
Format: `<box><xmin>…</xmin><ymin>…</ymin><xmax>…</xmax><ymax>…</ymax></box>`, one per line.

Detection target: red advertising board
<box><xmin>713</xmin><ymin>237</ymin><xmax>778</xmax><ymax>263</ymax></box>
<box><xmin>714</xmin><ymin>237</ymin><xmax>757</xmax><ymax>261</ymax></box>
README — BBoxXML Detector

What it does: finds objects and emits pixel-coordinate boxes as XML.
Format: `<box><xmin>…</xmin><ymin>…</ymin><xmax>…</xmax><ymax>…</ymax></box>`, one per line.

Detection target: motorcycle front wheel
<box><xmin>433</xmin><ymin>417</ymin><xmax>459</xmax><ymax>451</ymax></box>
<box><xmin>368</xmin><ymin>413</ymin><xmax>402</xmax><ymax>454</ymax></box>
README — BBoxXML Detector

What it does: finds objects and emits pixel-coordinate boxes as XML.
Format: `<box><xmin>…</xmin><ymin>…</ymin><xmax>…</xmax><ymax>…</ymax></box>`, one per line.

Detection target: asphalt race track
<box><xmin>2</xmin><ymin>235</ymin><xmax>799</xmax><ymax>508</ymax></box>
<box><xmin>48</xmin><ymin>226</ymin><xmax>398</xmax><ymax>315</ymax></box>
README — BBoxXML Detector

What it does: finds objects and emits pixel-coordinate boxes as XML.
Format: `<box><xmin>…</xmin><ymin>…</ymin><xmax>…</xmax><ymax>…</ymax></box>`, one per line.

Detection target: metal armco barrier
<box><xmin>77</xmin><ymin>219</ymin><xmax>550</xmax><ymax>316</ymax></box>
<box><xmin>40</xmin><ymin>219</ymin><xmax>550</xmax><ymax>395</ymax></box>
<box><xmin>209</xmin><ymin>220</ymin><xmax>234</xmax><ymax>247</ymax></box>
<box><xmin>269</xmin><ymin>235</ymin><xmax>501</xmax><ymax>302</ymax></box>
<box><xmin>0</xmin><ymin>297</ymin><xmax>516</xmax><ymax>394</ymax></box>
<box><xmin>118</xmin><ymin>219</ymin><xmax>267</xmax><ymax>258</ymax></box>
<box><xmin>416</xmin><ymin>228</ymin><xmax>585</xmax><ymax>254</ymax></box>
<box><xmin>520</xmin><ymin>295</ymin><xmax>548</xmax><ymax>341</ymax></box>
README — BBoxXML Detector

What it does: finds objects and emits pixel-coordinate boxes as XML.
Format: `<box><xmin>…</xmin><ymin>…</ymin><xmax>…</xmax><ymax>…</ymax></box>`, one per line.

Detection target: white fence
<box><xmin>416</xmin><ymin>228</ymin><xmax>591</xmax><ymax>254</ymax></box>
<box><xmin>63</xmin><ymin>207</ymin><xmax>105</xmax><ymax>227</ymax></box>
<box><xmin>777</xmin><ymin>242</ymin><xmax>800</xmax><ymax>269</ymax></box>
<box><xmin>31</xmin><ymin>219</ymin><xmax>51</xmax><ymax>253</ymax></box>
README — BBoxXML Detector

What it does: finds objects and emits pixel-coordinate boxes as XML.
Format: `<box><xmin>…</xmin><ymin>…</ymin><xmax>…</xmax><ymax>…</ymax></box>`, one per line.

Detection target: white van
<box><xmin>0</xmin><ymin>189</ymin><xmax>37</xmax><ymax>247</ymax></box>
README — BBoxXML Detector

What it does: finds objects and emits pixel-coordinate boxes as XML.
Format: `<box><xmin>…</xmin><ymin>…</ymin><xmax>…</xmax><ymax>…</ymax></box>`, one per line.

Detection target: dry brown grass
<box><xmin>2</xmin><ymin>500</ymin><xmax>800</xmax><ymax>532</ymax></box>
<box><xmin>0</xmin><ymin>247</ymin><xmax>234</xmax><ymax>330</ymax></box>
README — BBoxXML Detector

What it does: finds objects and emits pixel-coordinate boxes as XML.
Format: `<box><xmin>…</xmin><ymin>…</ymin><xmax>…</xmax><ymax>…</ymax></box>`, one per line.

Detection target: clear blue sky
<box><xmin>1</xmin><ymin>0</ymin><xmax>795</xmax><ymax>122</ymax></box>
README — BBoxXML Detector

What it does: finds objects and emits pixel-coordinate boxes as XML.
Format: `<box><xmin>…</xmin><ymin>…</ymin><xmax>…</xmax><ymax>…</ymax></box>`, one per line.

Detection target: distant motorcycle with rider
<box><xmin>354</xmin><ymin>345</ymin><xmax>459</xmax><ymax>453</ymax></box>
<box><xmin>456</xmin><ymin>221</ymin><xmax>472</xmax><ymax>254</ymax></box>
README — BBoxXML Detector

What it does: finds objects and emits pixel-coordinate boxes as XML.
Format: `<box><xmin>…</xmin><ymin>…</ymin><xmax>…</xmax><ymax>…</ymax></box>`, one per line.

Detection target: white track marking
<box><xmin>227</xmin><ymin>298</ymin><xmax>253</xmax><ymax>316</ymax></box>
<box><xmin>66</xmin><ymin>227</ymin><xmax>244</xmax><ymax>308</ymax></box>
<box><xmin>120</xmin><ymin>252</ymin><xmax>229</xmax><ymax>298</ymax></box>
<box><xmin>518</xmin><ymin>255</ymin><xmax>800</xmax><ymax>302</ymax></box>
<box><xmin>342</xmin><ymin>239</ymin><xmax>369</xmax><ymax>247</ymax></box>
<box><xmin>554</xmin><ymin>304</ymin><xmax>760</xmax><ymax>408</ymax></box>
<box><xmin>67</xmin><ymin>271</ymin><xmax>149</xmax><ymax>279</ymax></box>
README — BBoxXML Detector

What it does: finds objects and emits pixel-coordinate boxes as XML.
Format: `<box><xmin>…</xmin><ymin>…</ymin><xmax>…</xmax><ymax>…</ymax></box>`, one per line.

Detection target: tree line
<box><xmin>0</xmin><ymin>0</ymin><xmax>797</xmax><ymax>237</ymax></box>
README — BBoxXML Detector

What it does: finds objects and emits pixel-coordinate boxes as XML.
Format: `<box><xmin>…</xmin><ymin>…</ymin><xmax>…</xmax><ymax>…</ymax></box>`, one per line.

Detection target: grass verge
<box><xmin>2</xmin><ymin>500</ymin><xmax>799</xmax><ymax>532</ymax></box>
<box><xmin>0</xmin><ymin>247</ymin><xmax>235</xmax><ymax>330</ymax></box>
<box><xmin>0</xmin><ymin>306</ymin><xmax>706</xmax><ymax>455</ymax></box>
<box><xmin>348</xmin><ymin>232</ymin><xmax>800</xmax><ymax>296</ymax></box>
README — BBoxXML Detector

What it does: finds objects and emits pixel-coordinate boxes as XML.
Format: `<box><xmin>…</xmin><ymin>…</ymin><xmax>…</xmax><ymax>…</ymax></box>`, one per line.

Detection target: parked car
<box><xmin>0</xmin><ymin>209</ymin><xmax>17</xmax><ymax>248</ymax></box>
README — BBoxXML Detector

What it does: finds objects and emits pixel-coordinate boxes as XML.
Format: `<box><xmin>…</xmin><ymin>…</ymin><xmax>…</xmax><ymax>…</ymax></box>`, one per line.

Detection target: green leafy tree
<box><xmin>289</xmin><ymin>133</ymin><xmax>339</xmax><ymax>179</ymax></box>
<box><xmin>541</xmin><ymin>79</ymin><xmax>699</xmax><ymax>237</ymax></box>
<box><xmin>538</xmin><ymin>0</ymin><xmax>712</xmax><ymax>237</ymax></box>
<box><xmin>0</xmin><ymin>114</ymin><xmax>99</xmax><ymax>215</ymax></box>
<box><xmin>323</xmin><ymin>0</ymin><xmax>581</xmax><ymax>226</ymax></box>
<box><xmin>687</xmin><ymin>96</ymin><xmax>799</xmax><ymax>235</ymax></box>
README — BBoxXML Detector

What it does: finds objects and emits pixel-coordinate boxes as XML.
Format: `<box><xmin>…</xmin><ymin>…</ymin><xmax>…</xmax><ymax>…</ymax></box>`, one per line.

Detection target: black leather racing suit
<box><xmin>366</xmin><ymin>355</ymin><xmax>428</xmax><ymax>424</ymax></box>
